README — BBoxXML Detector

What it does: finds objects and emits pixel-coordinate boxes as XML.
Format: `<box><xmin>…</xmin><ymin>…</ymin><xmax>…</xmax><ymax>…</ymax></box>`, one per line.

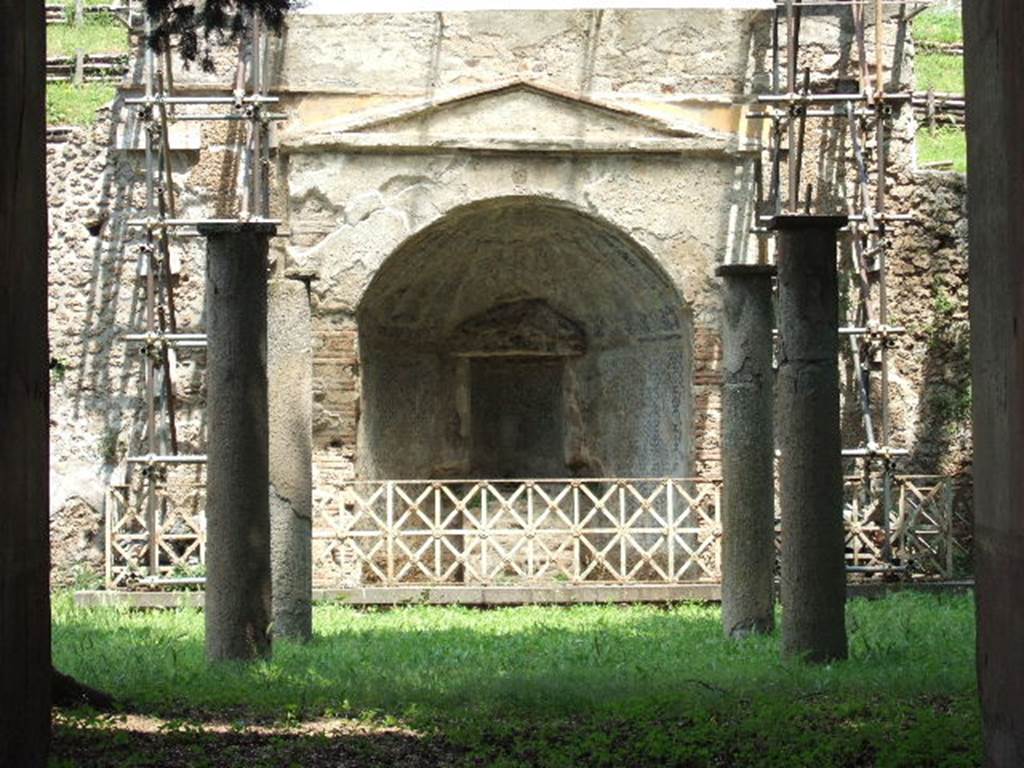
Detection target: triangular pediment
<box><xmin>281</xmin><ymin>80</ymin><xmax>744</xmax><ymax>155</ymax></box>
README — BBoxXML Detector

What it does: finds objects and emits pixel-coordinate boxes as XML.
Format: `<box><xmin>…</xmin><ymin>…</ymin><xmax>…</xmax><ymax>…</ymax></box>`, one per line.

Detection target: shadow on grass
<box><xmin>51</xmin><ymin>594</ymin><xmax>981</xmax><ymax>767</ymax></box>
<box><xmin>52</xmin><ymin>711</ymin><xmax>458</xmax><ymax>768</ymax></box>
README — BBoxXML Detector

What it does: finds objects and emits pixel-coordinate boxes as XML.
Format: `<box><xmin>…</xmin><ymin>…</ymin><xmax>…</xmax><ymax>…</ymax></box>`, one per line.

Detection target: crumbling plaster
<box><xmin>285</xmin><ymin>151</ymin><xmax>755</xmax><ymax>319</ymax></box>
<box><xmin>347</xmin><ymin>197</ymin><xmax>696</xmax><ymax>480</ymax></box>
<box><xmin>272</xmin><ymin>9</ymin><xmax>772</xmax><ymax>98</ymax></box>
<box><xmin>43</xmin><ymin>6</ymin><xmax>972</xmax><ymax>587</ymax></box>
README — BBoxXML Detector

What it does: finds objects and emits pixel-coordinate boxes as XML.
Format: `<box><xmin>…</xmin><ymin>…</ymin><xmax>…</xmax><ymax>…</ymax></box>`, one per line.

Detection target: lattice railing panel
<box><xmin>106</xmin><ymin>468</ymin><xmax>206</xmax><ymax>587</ymax></box>
<box><xmin>839</xmin><ymin>475</ymin><xmax>969</xmax><ymax>579</ymax></box>
<box><xmin>896</xmin><ymin>475</ymin><xmax>965</xmax><ymax>578</ymax></box>
<box><xmin>107</xmin><ymin>474</ymin><xmax>971</xmax><ymax>588</ymax></box>
<box><xmin>313</xmin><ymin>479</ymin><xmax>723</xmax><ymax>587</ymax></box>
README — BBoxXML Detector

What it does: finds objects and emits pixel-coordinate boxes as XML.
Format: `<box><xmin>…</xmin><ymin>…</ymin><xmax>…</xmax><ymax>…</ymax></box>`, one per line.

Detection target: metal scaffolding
<box><xmin>753</xmin><ymin>0</ymin><xmax>940</xmax><ymax>572</ymax></box>
<box><xmin>123</xmin><ymin>3</ymin><xmax>281</xmax><ymax>577</ymax></box>
<box><xmin>108</xmin><ymin>0</ymin><xmax>961</xmax><ymax>586</ymax></box>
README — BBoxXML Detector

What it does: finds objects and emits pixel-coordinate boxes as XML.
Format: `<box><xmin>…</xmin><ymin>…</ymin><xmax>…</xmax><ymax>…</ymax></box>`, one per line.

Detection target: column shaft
<box><xmin>716</xmin><ymin>264</ymin><xmax>776</xmax><ymax>638</ymax></box>
<box><xmin>201</xmin><ymin>223</ymin><xmax>275</xmax><ymax>661</ymax></box>
<box><xmin>773</xmin><ymin>215</ymin><xmax>848</xmax><ymax>663</ymax></box>
<box><xmin>268</xmin><ymin>278</ymin><xmax>313</xmax><ymax>642</ymax></box>
<box><xmin>964</xmin><ymin>3</ymin><xmax>1024</xmax><ymax>763</ymax></box>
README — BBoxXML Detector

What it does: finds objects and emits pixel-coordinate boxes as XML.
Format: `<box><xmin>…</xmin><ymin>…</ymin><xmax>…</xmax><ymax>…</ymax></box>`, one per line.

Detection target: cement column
<box><xmin>715</xmin><ymin>264</ymin><xmax>776</xmax><ymax>638</ymax></box>
<box><xmin>268</xmin><ymin>277</ymin><xmax>313</xmax><ymax>642</ymax></box>
<box><xmin>964</xmin><ymin>4</ymin><xmax>1024</xmax><ymax>764</ymax></box>
<box><xmin>200</xmin><ymin>222</ymin><xmax>276</xmax><ymax>661</ymax></box>
<box><xmin>772</xmin><ymin>215</ymin><xmax>848</xmax><ymax>663</ymax></box>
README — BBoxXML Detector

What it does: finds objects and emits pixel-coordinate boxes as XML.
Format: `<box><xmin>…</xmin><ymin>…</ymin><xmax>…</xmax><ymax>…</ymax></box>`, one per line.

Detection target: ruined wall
<box><xmin>285</xmin><ymin>148</ymin><xmax>751</xmax><ymax>481</ymax></box>
<box><xmin>46</xmin><ymin>108</ymin><xmax>225</xmax><ymax>587</ymax></box>
<box><xmin>48</xmin><ymin>113</ymin><xmax>141</xmax><ymax>588</ymax></box>
<box><xmin>45</xmin><ymin>6</ymin><xmax>971</xmax><ymax>587</ymax></box>
<box><xmin>275</xmin><ymin>7</ymin><xmax>774</xmax><ymax>485</ymax></box>
<box><xmin>273</xmin><ymin>8</ymin><xmax>772</xmax><ymax>99</ymax></box>
<box><xmin>888</xmin><ymin>171</ymin><xmax>971</xmax><ymax>476</ymax></box>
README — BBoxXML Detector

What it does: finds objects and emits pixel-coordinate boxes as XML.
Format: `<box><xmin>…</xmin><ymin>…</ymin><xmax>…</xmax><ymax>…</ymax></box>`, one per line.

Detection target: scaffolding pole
<box><xmin>758</xmin><ymin>0</ymin><xmax>916</xmax><ymax>572</ymax></box>
<box><xmin>122</xmin><ymin>0</ymin><xmax>278</xmax><ymax>583</ymax></box>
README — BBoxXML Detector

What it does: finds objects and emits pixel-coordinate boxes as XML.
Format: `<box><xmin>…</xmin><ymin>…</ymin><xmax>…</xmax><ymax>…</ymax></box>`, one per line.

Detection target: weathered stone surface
<box><xmin>717</xmin><ymin>264</ymin><xmax>775</xmax><ymax>638</ymax></box>
<box><xmin>774</xmin><ymin>215</ymin><xmax>848</xmax><ymax>663</ymax></box>
<box><xmin>269</xmin><ymin>278</ymin><xmax>313</xmax><ymax>642</ymax></box>
<box><xmin>203</xmin><ymin>223</ymin><xmax>274</xmax><ymax>661</ymax></box>
<box><xmin>450</xmin><ymin>298</ymin><xmax>587</xmax><ymax>358</ymax></box>
<box><xmin>275</xmin><ymin>9</ymin><xmax>772</xmax><ymax>97</ymax></box>
<box><xmin>42</xmin><ymin>7</ymin><xmax>973</xmax><ymax>590</ymax></box>
<box><xmin>887</xmin><ymin>172</ymin><xmax>971</xmax><ymax>477</ymax></box>
<box><xmin>282</xmin><ymin>82</ymin><xmax>745</xmax><ymax>155</ymax></box>
<box><xmin>50</xmin><ymin>499</ymin><xmax>105</xmax><ymax>590</ymax></box>
<box><xmin>285</xmin><ymin>150</ymin><xmax>756</xmax><ymax>321</ymax></box>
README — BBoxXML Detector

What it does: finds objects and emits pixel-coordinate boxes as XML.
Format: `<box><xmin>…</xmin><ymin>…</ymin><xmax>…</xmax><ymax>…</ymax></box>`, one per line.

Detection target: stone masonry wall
<box><xmin>47</xmin><ymin>106</ymin><xmax>220</xmax><ymax>587</ymax></box>
<box><xmin>46</xmin><ymin>7</ymin><xmax>971</xmax><ymax>587</ymax></box>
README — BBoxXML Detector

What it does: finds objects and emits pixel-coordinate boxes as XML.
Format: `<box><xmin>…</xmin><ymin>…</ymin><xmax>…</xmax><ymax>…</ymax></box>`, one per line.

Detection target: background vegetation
<box><xmin>45</xmin><ymin>2</ymin><xmax>127</xmax><ymax>126</ymax></box>
<box><xmin>913</xmin><ymin>8</ymin><xmax>966</xmax><ymax>172</ymax></box>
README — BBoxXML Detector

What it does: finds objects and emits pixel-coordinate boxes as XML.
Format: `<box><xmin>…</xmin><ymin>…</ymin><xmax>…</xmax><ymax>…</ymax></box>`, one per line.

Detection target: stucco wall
<box><xmin>44</xmin><ymin>6</ymin><xmax>971</xmax><ymax>587</ymax></box>
<box><xmin>283</xmin><ymin>145</ymin><xmax>754</xmax><ymax>480</ymax></box>
<box><xmin>272</xmin><ymin>9</ymin><xmax>771</xmax><ymax>98</ymax></box>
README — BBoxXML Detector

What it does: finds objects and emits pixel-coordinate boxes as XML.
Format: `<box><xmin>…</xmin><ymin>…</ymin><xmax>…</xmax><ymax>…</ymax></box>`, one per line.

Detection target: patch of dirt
<box><xmin>52</xmin><ymin>711</ymin><xmax>461</xmax><ymax>768</ymax></box>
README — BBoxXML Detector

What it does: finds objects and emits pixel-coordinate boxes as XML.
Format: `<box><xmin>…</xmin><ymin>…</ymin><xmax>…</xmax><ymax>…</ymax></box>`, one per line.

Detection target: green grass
<box><xmin>45</xmin><ymin>8</ymin><xmax>126</xmax><ymax>126</ymax></box>
<box><xmin>918</xmin><ymin>127</ymin><xmax>968</xmax><ymax>173</ymax></box>
<box><xmin>913</xmin><ymin>9</ymin><xmax>963</xmax><ymax>45</ymax></box>
<box><xmin>47</xmin><ymin>15</ymin><xmax>128</xmax><ymax>57</ymax></box>
<box><xmin>46</xmin><ymin>82</ymin><xmax>116</xmax><ymax>126</ymax></box>
<box><xmin>51</xmin><ymin>592</ymin><xmax>981</xmax><ymax>767</ymax></box>
<box><xmin>916</xmin><ymin>52</ymin><xmax>964</xmax><ymax>94</ymax></box>
<box><xmin>912</xmin><ymin>8</ymin><xmax>966</xmax><ymax>173</ymax></box>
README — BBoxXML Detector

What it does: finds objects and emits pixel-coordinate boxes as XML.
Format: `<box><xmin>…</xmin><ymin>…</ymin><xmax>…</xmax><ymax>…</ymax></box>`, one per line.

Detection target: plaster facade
<box><xmin>44</xmin><ymin>6</ymin><xmax>972</xmax><ymax>587</ymax></box>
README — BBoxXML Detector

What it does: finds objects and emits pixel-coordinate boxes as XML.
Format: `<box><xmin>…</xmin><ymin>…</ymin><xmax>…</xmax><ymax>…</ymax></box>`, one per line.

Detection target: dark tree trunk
<box><xmin>51</xmin><ymin>669</ymin><xmax>115</xmax><ymax>711</ymax></box>
<box><xmin>964</xmin><ymin>3</ymin><xmax>1024</xmax><ymax>765</ymax></box>
<box><xmin>0</xmin><ymin>3</ymin><xmax>52</xmax><ymax>766</ymax></box>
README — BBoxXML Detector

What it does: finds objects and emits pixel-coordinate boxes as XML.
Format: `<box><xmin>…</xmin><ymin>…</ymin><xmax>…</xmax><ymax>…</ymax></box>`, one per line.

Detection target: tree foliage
<box><xmin>144</xmin><ymin>1</ymin><xmax>294</xmax><ymax>71</ymax></box>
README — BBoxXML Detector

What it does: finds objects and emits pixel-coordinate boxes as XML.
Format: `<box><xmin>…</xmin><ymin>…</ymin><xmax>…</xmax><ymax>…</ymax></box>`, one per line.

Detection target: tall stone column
<box><xmin>772</xmin><ymin>215</ymin><xmax>848</xmax><ymax>663</ymax></box>
<box><xmin>268</xmin><ymin>276</ymin><xmax>313</xmax><ymax>642</ymax></box>
<box><xmin>200</xmin><ymin>222</ymin><xmax>276</xmax><ymax>661</ymax></box>
<box><xmin>964</xmin><ymin>4</ymin><xmax>1024</xmax><ymax>764</ymax></box>
<box><xmin>715</xmin><ymin>264</ymin><xmax>776</xmax><ymax>638</ymax></box>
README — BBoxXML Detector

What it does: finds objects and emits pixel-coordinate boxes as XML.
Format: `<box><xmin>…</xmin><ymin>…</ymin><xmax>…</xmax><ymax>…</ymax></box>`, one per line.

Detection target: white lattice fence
<box><xmin>839</xmin><ymin>475</ymin><xmax>969</xmax><ymax>579</ymax></box>
<box><xmin>106</xmin><ymin>472</ymin><xmax>206</xmax><ymax>587</ymax></box>
<box><xmin>106</xmin><ymin>474</ymin><xmax>971</xmax><ymax>588</ymax></box>
<box><xmin>312</xmin><ymin>479</ymin><xmax>722</xmax><ymax>587</ymax></box>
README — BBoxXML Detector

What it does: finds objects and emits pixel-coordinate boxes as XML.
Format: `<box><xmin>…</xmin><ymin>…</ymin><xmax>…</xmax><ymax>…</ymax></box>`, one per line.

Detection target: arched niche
<box><xmin>355</xmin><ymin>196</ymin><xmax>692</xmax><ymax>480</ymax></box>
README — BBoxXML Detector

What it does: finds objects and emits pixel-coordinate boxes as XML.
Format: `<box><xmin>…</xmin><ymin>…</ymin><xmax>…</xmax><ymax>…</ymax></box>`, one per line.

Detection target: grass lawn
<box><xmin>912</xmin><ymin>8</ymin><xmax>966</xmax><ymax>173</ymax></box>
<box><xmin>51</xmin><ymin>591</ymin><xmax>980</xmax><ymax>767</ymax></box>
<box><xmin>918</xmin><ymin>127</ymin><xmax>968</xmax><ymax>173</ymax></box>
<box><xmin>46</xmin><ymin>82</ymin><xmax>116</xmax><ymax>126</ymax></box>
<box><xmin>912</xmin><ymin>9</ymin><xmax>963</xmax><ymax>46</ymax></box>
<box><xmin>46</xmin><ymin>8</ymin><xmax>126</xmax><ymax>127</ymax></box>
<box><xmin>916</xmin><ymin>53</ymin><xmax>964</xmax><ymax>94</ymax></box>
<box><xmin>47</xmin><ymin>15</ymin><xmax>128</xmax><ymax>57</ymax></box>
